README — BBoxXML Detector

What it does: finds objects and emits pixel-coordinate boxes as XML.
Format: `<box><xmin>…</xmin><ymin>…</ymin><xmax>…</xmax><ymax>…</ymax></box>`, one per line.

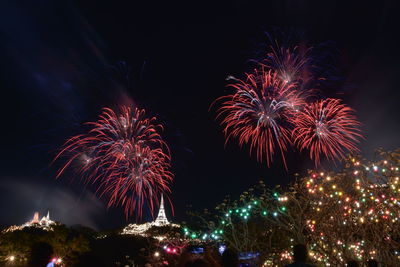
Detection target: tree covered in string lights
<box><xmin>304</xmin><ymin>148</ymin><xmax>400</xmax><ymax>265</ymax></box>
<box><xmin>183</xmin><ymin>149</ymin><xmax>400</xmax><ymax>266</ymax></box>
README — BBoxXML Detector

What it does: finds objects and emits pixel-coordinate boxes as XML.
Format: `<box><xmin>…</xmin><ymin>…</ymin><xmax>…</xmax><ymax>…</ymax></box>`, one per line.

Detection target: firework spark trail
<box><xmin>262</xmin><ymin>44</ymin><xmax>311</xmax><ymax>85</ymax></box>
<box><xmin>54</xmin><ymin>106</ymin><xmax>172</xmax><ymax>218</ymax></box>
<box><xmin>293</xmin><ymin>98</ymin><xmax>363</xmax><ymax>165</ymax></box>
<box><xmin>215</xmin><ymin>68</ymin><xmax>306</xmax><ymax>168</ymax></box>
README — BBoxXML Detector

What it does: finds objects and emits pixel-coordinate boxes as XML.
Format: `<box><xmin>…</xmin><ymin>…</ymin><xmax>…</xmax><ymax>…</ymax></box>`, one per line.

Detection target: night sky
<box><xmin>0</xmin><ymin>0</ymin><xmax>399</xmax><ymax>230</ymax></box>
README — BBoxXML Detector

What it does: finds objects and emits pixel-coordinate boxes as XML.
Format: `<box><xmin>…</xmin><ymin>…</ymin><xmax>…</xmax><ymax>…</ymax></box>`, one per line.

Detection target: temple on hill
<box><xmin>4</xmin><ymin>211</ymin><xmax>56</xmax><ymax>232</ymax></box>
<box><xmin>152</xmin><ymin>194</ymin><xmax>170</xmax><ymax>226</ymax></box>
<box><xmin>121</xmin><ymin>195</ymin><xmax>179</xmax><ymax>235</ymax></box>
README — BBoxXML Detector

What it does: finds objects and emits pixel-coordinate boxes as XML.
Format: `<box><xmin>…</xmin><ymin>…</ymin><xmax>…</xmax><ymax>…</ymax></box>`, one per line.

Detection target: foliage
<box><xmin>0</xmin><ymin>224</ymin><xmax>91</xmax><ymax>266</ymax></box>
<box><xmin>90</xmin><ymin>233</ymin><xmax>150</xmax><ymax>266</ymax></box>
<box><xmin>184</xmin><ymin>149</ymin><xmax>400</xmax><ymax>266</ymax></box>
<box><xmin>143</xmin><ymin>225</ymin><xmax>187</xmax><ymax>266</ymax></box>
<box><xmin>145</xmin><ymin>224</ymin><xmax>181</xmax><ymax>238</ymax></box>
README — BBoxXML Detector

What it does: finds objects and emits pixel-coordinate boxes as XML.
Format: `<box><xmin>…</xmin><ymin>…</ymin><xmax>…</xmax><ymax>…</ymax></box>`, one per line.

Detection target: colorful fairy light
<box><xmin>182</xmin><ymin>151</ymin><xmax>400</xmax><ymax>266</ymax></box>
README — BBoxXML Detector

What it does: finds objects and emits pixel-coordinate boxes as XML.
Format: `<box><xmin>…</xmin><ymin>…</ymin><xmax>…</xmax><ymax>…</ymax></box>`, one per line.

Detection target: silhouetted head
<box><xmin>293</xmin><ymin>244</ymin><xmax>308</xmax><ymax>263</ymax></box>
<box><xmin>75</xmin><ymin>252</ymin><xmax>107</xmax><ymax>267</ymax></box>
<box><xmin>221</xmin><ymin>248</ymin><xmax>239</xmax><ymax>267</ymax></box>
<box><xmin>366</xmin><ymin>259</ymin><xmax>378</xmax><ymax>267</ymax></box>
<box><xmin>28</xmin><ymin>242</ymin><xmax>54</xmax><ymax>267</ymax></box>
<box><xmin>185</xmin><ymin>258</ymin><xmax>210</xmax><ymax>267</ymax></box>
<box><xmin>347</xmin><ymin>260</ymin><xmax>359</xmax><ymax>267</ymax></box>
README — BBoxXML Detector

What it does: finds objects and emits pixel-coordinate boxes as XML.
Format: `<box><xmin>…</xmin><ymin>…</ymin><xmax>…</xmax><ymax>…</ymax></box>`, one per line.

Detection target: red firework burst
<box><xmin>54</xmin><ymin>106</ymin><xmax>172</xmax><ymax>218</ymax></box>
<box><xmin>215</xmin><ymin>68</ymin><xmax>306</xmax><ymax>168</ymax></box>
<box><xmin>293</xmin><ymin>98</ymin><xmax>363</xmax><ymax>165</ymax></box>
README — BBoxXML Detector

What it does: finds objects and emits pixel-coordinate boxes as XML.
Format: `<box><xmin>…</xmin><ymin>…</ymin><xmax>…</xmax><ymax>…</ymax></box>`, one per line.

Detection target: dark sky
<box><xmin>0</xmin><ymin>0</ymin><xmax>399</xmax><ymax>230</ymax></box>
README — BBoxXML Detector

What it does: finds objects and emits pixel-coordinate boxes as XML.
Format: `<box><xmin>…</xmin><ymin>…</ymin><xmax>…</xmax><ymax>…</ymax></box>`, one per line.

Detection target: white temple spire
<box><xmin>154</xmin><ymin>194</ymin><xmax>169</xmax><ymax>226</ymax></box>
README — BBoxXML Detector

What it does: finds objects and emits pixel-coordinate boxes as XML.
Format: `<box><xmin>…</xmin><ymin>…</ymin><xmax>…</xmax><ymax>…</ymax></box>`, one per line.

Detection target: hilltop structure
<box><xmin>121</xmin><ymin>195</ymin><xmax>179</xmax><ymax>236</ymax></box>
<box><xmin>4</xmin><ymin>211</ymin><xmax>56</xmax><ymax>232</ymax></box>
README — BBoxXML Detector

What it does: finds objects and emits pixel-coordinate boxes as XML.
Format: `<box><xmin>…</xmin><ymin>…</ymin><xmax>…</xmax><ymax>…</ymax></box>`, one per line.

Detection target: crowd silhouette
<box><xmin>25</xmin><ymin>241</ymin><xmax>381</xmax><ymax>266</ymax></box>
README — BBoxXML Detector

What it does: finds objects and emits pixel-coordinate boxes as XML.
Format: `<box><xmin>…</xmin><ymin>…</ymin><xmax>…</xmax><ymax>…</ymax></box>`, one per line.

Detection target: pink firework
<box><xmin>55</xmin><ymin>106</ymin><xmax>172</xmax><ymax>218</ymax></box>
<box><xmin>216</xmin><ymin>68</ymin><xmax>305</xmax><ymax>168</ymax></box>
<box><xmin>293</xmin><ymin>98</ymin><xmax>363</xmax><ymax>165</ymax></box>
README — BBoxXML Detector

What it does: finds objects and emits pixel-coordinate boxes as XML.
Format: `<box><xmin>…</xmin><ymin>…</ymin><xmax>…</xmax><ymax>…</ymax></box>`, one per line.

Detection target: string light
<box><xmin>182</xmin><ymin>155</ymin><xmax>400</xmax><ymax>265</ymax></box>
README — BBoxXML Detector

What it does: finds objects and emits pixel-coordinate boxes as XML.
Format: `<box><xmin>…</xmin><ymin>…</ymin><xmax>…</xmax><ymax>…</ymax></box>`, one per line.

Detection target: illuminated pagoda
<box><xmin>4</xmin><ymin>211</ymin><xmax>56</xmax><ymax>232</ymax></box>
<box><xmin>153</xmin><ymin>194</ymin><xmax>170</xmax><ymax>226</ymax></box>
<box><xmin>121</xmin><ymin>195</ymin><xmax>179</xmax><ymax>236</ymax></box>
